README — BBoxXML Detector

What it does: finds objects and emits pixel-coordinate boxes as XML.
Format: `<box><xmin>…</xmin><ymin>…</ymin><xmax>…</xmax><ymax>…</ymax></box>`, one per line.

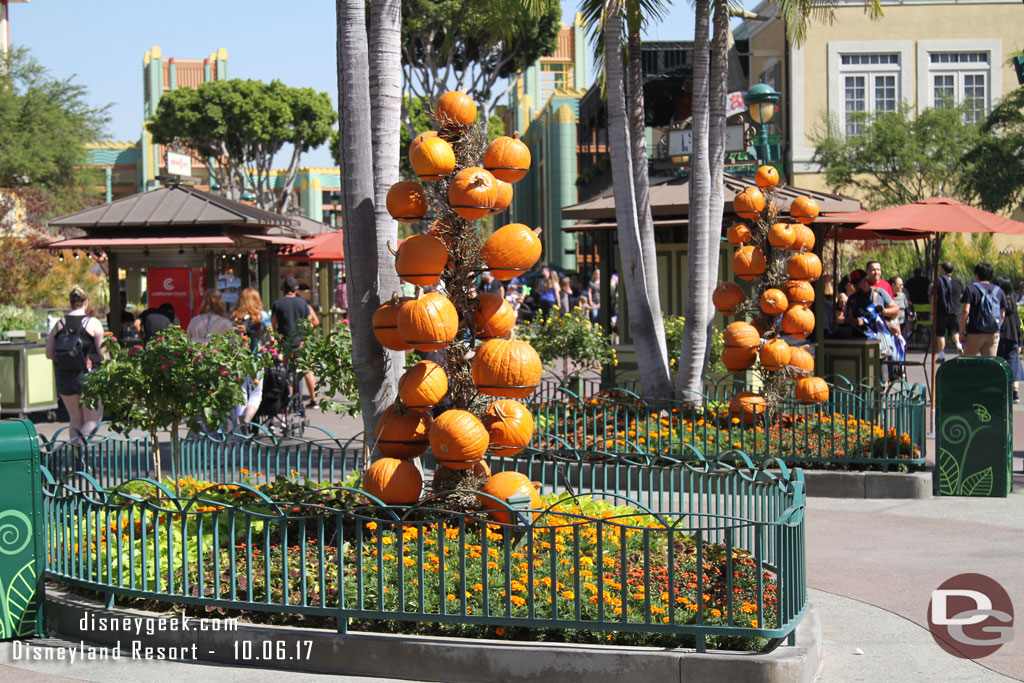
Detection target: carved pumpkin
<box><xmin>472</xmin><ymin>338</ymin><xmax>542</xmax><ymax>398</ymax></box>
<box><xmin>483</xmin><ymin>399</ymin><xmax>534</xmax><ymax>456</ymax></box>
<box><xmin>733</xmin><ymin>246</ymin><xmax>767</xmax><ymax>281</ymax></box>
<box><xmin>792</xmin><ymin>224</ymin><xmax>815</xmax><ymax>251</ymax></box>
<box><xmin>374</xmin><ymin>404</ymin><xmax>433</xmax><ymax>459</ymax></box>
<box><xmin>713</xmin><ymin>282</ymin><xmax>746</xmax><ymax>315</ymax></box>
<box><xmin>787</xmin><ymin>252</ymin><xmax>822</xmax><ymax>281</ymax></box>
<box><xmin>473</xmin><ymin>292</ymin><xmax>516</xmax><ymax>339</ymax></box>
<box><xmin>410</xmin><ymin>136</ymin><xmax>456</xmax><ymax>181</ymax></box>
<box><xmin>782</xmin><ymin>280</ymin><xmax>815</xmax><ymax>306</ymax></box>
<box><xmin>429</xmin><ymin>409</ymin><xmax>490</xmax><ymax>470</ymax></box>
<box><xmin>781</xmin><ymin>305</ymin><xmax>815</xmax><ymax>340</ymax></box>
<box><xmin>768</xmin><ymin>223</ymin><xmax>798</xmax><ymax>250</ymax></box>
<box><xmin>729</xmin><ymin>392</ymin><xmax>767</xmax><ymax>424</ymax></box>
<box><xmin>722</xmin><ymin>321</ymin><xmax>761</xmax><ymax>373</ymax></box>
<box><xmin>790</xmin><ymin>196</ymin><xmax>820</xmax><ymax>224</ymax></box>
<box><xmin>449</xmin><ymin>167</ymin><xmax>499</xmax><ymax>220</ymax></box>
<box><xmin>386</xmin><ymin>181</ymin><xmax>428</xmax><ymax>223</ymax></box>
<box><xmin>479</xmin><ymin>471</ymin><xmax>543</xmax><ymax>524</ymax></box>
<box><xmin>755</xmin><ymin>165</ymin><xmax>779</xmax><ymax>190</ymax></box>
<box><xmin>483</xmin><ymin>132</ymin><xmax>532</xmax><ymax>183</ymax></box>
<box><xmin>760</xmin><ymin>288</ymin><xmax>789</xmax><ymax>316</ymax></box>
<box><xmin>489</xmin><ymin>180</ymin><xmax>514</xmax><ymax>215</ymax></box>
<box><xmin>759</xmin><ymin>338</ymin><xmax>792</xmax><ymax>371</ymax></box>
<box><xmin>395</xmin><ymin>234</ymin><xmax>448</xmax><ymax>286</ymax></box>
<box><xmin>409</xmin><ymin>130</ymin><xmax>438</xmax><ymax>157</ymax></box>
<box><xmin>435</xmin><ymin>90</ymin><xmax>477</xmax><ymax>127</ymax></box>
<box><xmin>372</xmin><ymin>295</ymin><xmax>413</xmax><ymax>351</ymax></box>
<box><xmin>481</xmin><ymin>223</ymin><xmax>542</xmax><ymax>281</ymax></box>
<box><xmin>397</xmin><ymin>360</ymin><xmax>449</xmax><ymax>410</ymax></box>
<box><xmin>795</xmin><ymin>376</ymin><xmax>829</xmax><ymax>404</ymax></box>
<box><xmin>727</xmin><ymin>223</ymin><xmax>752</xmax><ymax>245</ymax></box>
<box><xmin>788</xmin><ymin>347</ymin><xmax>815</xmax><ymax>377</ymax></box>
<box><xmin>362</xmin><ymin>457</ymin><xmax>422</xmax><ymax>505</ymax></box>
<box><xmin>733</xmin><ymin>187</ymin><xmax>766</xmax><ymax>220</ymax></box>
<box><xmin>398</xmin><ymin>291</ymin><xmax>459</xmax><ymax>351</ymax></box>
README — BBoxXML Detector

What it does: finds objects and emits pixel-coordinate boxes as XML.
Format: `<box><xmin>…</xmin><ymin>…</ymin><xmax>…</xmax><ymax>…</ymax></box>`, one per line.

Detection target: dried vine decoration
<box><xmin>429</xmin><ymin>464</ymin><xmax>490</xmax><ymax>512</ymax></box>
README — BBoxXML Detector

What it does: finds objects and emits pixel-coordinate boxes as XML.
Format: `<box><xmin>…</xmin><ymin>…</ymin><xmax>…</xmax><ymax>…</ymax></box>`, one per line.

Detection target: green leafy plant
<box><xmin>292</xmin><ymin>318</ymin><xmax>360</xmax><ymax>416</ymax></box>
<box><xmin>0</xmin><ymin>305</ymin><xmax>40</xmax><ymax>339</ymax></box>
<box><xmin>520</xmin><ymin>308</ymin><xmax>616</xmax><ymax>384</ymax></box>
<box><xmin>663</xmin><ymin>314</ymin><xmax>725</xmax><ymax>376</ymax></box>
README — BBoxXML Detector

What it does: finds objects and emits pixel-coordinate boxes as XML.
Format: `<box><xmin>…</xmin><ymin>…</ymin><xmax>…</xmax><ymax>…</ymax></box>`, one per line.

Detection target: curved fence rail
<box><xmin>41</xmin><ymin>455</ymin><xmax>805</xmax><ymax>653</ymax></box>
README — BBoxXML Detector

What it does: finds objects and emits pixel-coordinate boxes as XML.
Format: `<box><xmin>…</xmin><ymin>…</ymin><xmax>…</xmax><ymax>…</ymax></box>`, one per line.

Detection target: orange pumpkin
<box><xmin>760</xmin><ymin>288</ymin><xmax>789</xmax><ymax>316</ymax></box>
<box><xmin>410</xmin><ymin>136</ymin><xmax>456</xmax><ymax>181</ymax></box>
<box><xmin>713</xmin><ymin>282</ymin><xmax>746</xmax><ymax>315</ymax></box>
<box><xmin>481</xmin><ymin>223</ymin><xmax>542</xmax><ymax>280</ymax></box>
<box><xmin>472</xmin><ymin>338</ymin><xmax>543</xmax><ymax>399</ymax></box>
<box><xmin>374</xmin><ymin>404</ymin><xmax>433</xmax><ymax>459</ymax></box>
<box><xmin>362</xmin><ymin>458</ymin><xmax>422</xmax><ymax>505</ymax></box>
<box><xmin>386</xmin><ymin>181</ymin><xmax>428</xmax><ymax>223</ymax></box>
<box><xmin>435</xmin><ymin>90</ymin><xmax>477</xmax><ymax>127</ymax></box>
<box><xmin>398</xmin><ymin>292</ymin><xmax>459</xmax><ymax>351</ymax></box>
<box><xmin>448</xmin><ymin>167</ymin><xmax>499</xmax><ymax>220</ymax></box>
<box><xmin>397</xmin><ymin>360</ymin><xmax>449</xmax><ymax>410</ymax></box>
<box><xmin>483</xmin><ymin>132</ymin><xmax>531</xmax><ymax>183</ymax></box>
<box><xmin>429</xmin><ymin>409</ymin><xmax>490</xmax><ymax>470</ymax></box>
<box><xmin>768</xmin><ymin>223</ymin><xmax>798</xmax><ymax>250</ymax></box>
<box><xmin>755</xmin><ymin>165</ymin><xmax>779</xmax><ymax>190</ymax></box>
<box><xmin>727</xmin><ymin>223</ymin><xmax>752</xmax><ymax>245</ymax></box>
<box><xmin>790</xmin><ymin>196</ymin><xmax>820</xmax><ymax>225</ymax></box>
<box><xmin>479</xmin><ymin>471</ymin><xmax>543</xmax><ymax>524</ymax></box>
<box><xmin>409</xmin><ymin>130</ymin><xmax>439</xmax><ymax>157</ymax></box>
<box><xmin>781</xmin><ymin>305</ymin><xmax>815</xmax><ymax>340</ymax></box>
<box><xmin>759</xmin><ymin>338</ymin><xmax>792</xmax><ymax>371</ymax></box>
<box><xmin>787</xmin><ymin>252</ymin><xmax>822</xmax><ymax>281</ymax></box>
<box><xmin>733</xmin><ymin>187</ymin><xmax>766</xmax><ymax>220</ymax></box>
<box><xmin>733</xmin><ymin>246</ymin><xmax>767</xmax><ymax>281</ymax></box>
<box><xmin>395</xmin><ymin>234</ymin><xmax>448</xmax><ymax>286</ymax></box>
<box><xmin>489</xmin><ymin>180</ymin><xmax>514</xmax><ymax>215</ymax></box>
<box><xmin>372</xmin><ymin>295</ymin><xmax>413</xmax><ymax>351</ymax></box>
<box><xmin>483</xmin><ymin>399</ymin><xmax>534</xmax><ymax>456</ymax></box>
<box><xmin>792</xmin><ymin>224</ymin><xmax>815</xmax><ymax>251</ymax></box>
<box><xmin>795</xmin><ymin>376</ymin><xmax>829</xmax><ymax>404</ymax></box>
<box><xmin>472</xmin><ymin>292</ymin><xmax>516</xmax><ymax>339</ymax></box>
<box><xmin>782</xmin><ymin>280</ymin><xmax>815</xmax><ymax>306</ymax></box>
<box><xmin>722</xmin><ymin>321</ymin><xmax>761</xmax><ymax>373</ymax></box>
<box><xmin>729</xmin><ymin>392</ymin><xmax>767</xmax><ymax>424</ymax></box>
<box><xmin>788</xmin><ymin>347</ymin><xmax>815</xmax><ymax>377</ymax></box>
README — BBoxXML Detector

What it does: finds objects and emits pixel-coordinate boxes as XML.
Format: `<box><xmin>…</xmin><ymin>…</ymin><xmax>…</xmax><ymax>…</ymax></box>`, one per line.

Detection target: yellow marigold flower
<box><xmin>447</xmin><ymin>593</ymin><xmax>457</xmax><ymax>601</ymax></box>
<box><xmin>562</xmin><ymin>590</ymin><xmax>575</xmax><ymax>600</ymax></box>
<box><xmin>751</xmin><ymin>619</ymin><xmax>759</xmax><ymax>628</ymax></box>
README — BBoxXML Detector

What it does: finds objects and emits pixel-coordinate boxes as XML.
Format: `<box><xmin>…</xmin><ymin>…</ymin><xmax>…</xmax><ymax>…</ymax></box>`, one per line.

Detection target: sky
<box><xmin>9</xmin><ymin>0</ymin><xmax>702</xmax><ymax>169</ymax></box>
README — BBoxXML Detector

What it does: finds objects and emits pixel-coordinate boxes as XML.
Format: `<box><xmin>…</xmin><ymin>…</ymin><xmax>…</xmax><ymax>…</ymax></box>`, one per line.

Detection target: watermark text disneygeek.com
<box><xmin>77</xmin><ymin>612</ymin><xmax>238</xmax><ymax>636</ymax></box>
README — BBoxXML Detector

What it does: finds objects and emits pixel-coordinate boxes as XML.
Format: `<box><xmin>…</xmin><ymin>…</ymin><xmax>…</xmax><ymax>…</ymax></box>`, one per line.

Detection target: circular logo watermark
<box><xmin>927</xmin><ymin>573</ymin><xmax>1014</xmax><ymax>659</ymax></box>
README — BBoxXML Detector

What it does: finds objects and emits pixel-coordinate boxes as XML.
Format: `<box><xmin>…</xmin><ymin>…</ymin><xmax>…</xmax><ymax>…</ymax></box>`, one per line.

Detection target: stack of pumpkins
<box><xmin>360</xmin><ymin>90</ymin><xmax>543</xmax><ymax>520</ymax></box>
<box><xmin>714</xmin><ymin>165</ymin><xmax>830</xmax><ymax>423</ymax></box>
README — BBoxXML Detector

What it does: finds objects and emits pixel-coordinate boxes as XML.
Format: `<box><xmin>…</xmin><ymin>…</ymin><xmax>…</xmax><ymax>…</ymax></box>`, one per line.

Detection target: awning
<box><xmin>241</xmin><ymin>233</ymin><xmax>311</xmax><ymax>247</ymax></box>
<box><xmin>564</xmin><ymin>219</ymin><xmax>689</xmax><ymax>233</ymax></box>
<box><xmin>286</xmin><ymin>230</ymin><xmax>344</xmax><ymax>262</ymax></box>
<box><xmin>47</xmin><ymin>236</ymin><xmax>235</xmax><ymax>249</ymax></box>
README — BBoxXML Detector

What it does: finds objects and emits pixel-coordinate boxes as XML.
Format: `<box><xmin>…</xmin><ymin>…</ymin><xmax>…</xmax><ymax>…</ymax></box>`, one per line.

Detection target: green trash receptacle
<box><xmin>935</xmin><ymin>357</ymin><xmax>1014</xmax><ymax>497</ymax></box>
<box><xmin>0</xmin><ymin>419</ymin><xmax>44</xmax><ymax>639</ymax></box>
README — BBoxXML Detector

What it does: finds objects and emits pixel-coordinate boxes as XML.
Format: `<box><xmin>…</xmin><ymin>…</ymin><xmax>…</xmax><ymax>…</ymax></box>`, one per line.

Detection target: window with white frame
<box><xmin>838</xmin><ymin>53</ymin><xmax>901</xmax><ymax>136</ymax></box>
<box><xmin>928</xmin><ymin>51</ymin><xmax>990</xmax><ymax>123</ymax></box>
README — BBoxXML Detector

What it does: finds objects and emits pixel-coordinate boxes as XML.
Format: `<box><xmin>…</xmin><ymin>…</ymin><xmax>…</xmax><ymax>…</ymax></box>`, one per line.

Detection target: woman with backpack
<box><xmin>994</xmin><ymin>277</ymin><xmax>1024</xmax><ymax>402</ymax></box>
<box><xmin>45</xmin><ymin>285</ymin><xmax>106</xmax><ymax>442</ymax></box>
<box><xmin>230</xmin><ymin>288</ymin><xmax>272</xmax><ymax>426</ymax></box>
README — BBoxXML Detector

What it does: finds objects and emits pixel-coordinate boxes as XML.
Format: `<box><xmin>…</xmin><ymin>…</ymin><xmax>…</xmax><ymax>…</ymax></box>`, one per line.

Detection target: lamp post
<box><xmin>744</xmin><ymin>82</ymin><xmax>781</xmax><ymax>164</ymax></box>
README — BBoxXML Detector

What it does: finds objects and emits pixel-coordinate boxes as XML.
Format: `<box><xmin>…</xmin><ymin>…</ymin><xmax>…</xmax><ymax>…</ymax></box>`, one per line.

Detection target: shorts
<box><xmin>55</xmin><ymin>369</ymin><xmax>86</xmax><ymax>396</ymax></box>
<box><xmin>935</xmin><ymin>312</ymin><xmax>959</xmax><ymax>337</ymax></box>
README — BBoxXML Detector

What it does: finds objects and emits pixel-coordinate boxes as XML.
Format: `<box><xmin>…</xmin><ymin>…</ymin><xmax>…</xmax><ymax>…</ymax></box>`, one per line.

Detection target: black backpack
<box><xmin>258</xmin><ymin>364</ymin><xmax>290</xmax><ymax>417</ymax></box>
<box><xmin>53</xmin><ymin>316</ymin><xmax>90</xmax><ymax>372</ymax></box>
<box><xmin>938</xmin><ymin>275</ymin><xmax>956</xmax><ymax>314</ymax></box>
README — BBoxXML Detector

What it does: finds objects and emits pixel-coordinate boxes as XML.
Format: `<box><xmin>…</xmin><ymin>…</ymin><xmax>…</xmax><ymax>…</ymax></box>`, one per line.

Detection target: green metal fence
<box><xmin>40</xmin><ymin>453</ymin><xmax>805</xmax><ymax>653</ymax></box>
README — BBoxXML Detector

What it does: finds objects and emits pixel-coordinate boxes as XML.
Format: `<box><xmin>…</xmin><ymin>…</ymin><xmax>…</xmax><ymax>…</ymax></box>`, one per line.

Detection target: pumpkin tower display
<box><xmin>718</xmin><ymin>167</ymin><xmax>829</xmax><ymax>421</ymax></box>
<box><xmin>368</xmin><ymin>91</ymin><xmax>542</xmax><ymax>508</ymax></box>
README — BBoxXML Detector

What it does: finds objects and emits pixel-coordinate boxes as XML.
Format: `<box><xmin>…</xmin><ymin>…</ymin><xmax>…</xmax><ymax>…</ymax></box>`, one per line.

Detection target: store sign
<box><xmin>148</xmin><ymin>268</ymin><xmax>192</xmax><ymax>327</ymax></box>
<box><xmin>668</xmin><ymin>126</ymin><xmax>747</xmax><ymax>156</ymax></box>
<box><xmin>166</xmin><ymin>151</ymin><xmax>192</xmax><ymax>176</ymax></box>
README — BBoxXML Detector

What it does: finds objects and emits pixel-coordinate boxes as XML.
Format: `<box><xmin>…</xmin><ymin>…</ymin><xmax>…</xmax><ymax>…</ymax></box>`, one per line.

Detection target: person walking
<box><xmin>272</xmin><ymin>277</ymin><xmax>320</xmax><ymax>407</ymax></box>
<box><xmin>585</xmin><ymin>268</ymin><xmax>601</xmax><ymax>324</ymax></box>
<box><xmin>186</xmin><ymin>289</ymin><xmax>234</xmax><ymax>343</ymax></box>
<box><xmin>535</xmin><ymin>268</ymin><xmax>559</xmax><ymax>319</ymax></box>
<box><xmin>558</xmin><ymin>276</ymin><xmax>573</xmax><ymax>313</ymax></box>
<box><xmin>905</xmin><ymin>267</ymin><xmax>931</xmax><ymax>319</ymax></box>
<box><xmin>889</xmin><ymin>276</ymin><xmax>914</xmax><ymax>336</ymax></box>
<box><xmin>932</xmin><ymin>261</ymin><xmax>965</xmax><ymax>362</ymax></box>
<box><xmin>230</xmin><ymin>288</ymin><xmax>272</xmax><ymax>425</ymax></box>
<box><xmin>134</xmin><ymin>303</ymin><xmax>177</xmax><ymax>345</ymax></box>
<box><xmin>959</xmin><ymin>262</ymin><xmax>1007</xmax><ymax>357</ymax></box>
<box><xmin>45</xmin><ymin>285</ymin><xmax>106</xmax><ymax>444</ymax></box>
<box><xmin>994</xmin><ymin>277</ymin><xmax>1023</xmax><ymax>402</ymax></box>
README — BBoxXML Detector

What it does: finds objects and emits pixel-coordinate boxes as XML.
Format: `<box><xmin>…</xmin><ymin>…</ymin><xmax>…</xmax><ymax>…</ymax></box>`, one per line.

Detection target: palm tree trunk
<box><xmin>704</xmin><ymin>0</ymin><xmax>728</xmax><ymax>377</ymax></box>
<box><xmin>338</xmin><ymin>0</ymin><xmax>395</xmax><ymax>452</ymax></box>
<box><xmin>369</xmin><ymin>0</ymin><xmax>405</xmax><ymax>395</ymax></box>
<box><xmin>678</xmin><ymin>0</ymin><xmax>711</xmax><ymax>402</ymax></box>
<box><xmin>604</xmin><ymin>0</ymin><xmax>673</xmax><ymax>400</ymax></box>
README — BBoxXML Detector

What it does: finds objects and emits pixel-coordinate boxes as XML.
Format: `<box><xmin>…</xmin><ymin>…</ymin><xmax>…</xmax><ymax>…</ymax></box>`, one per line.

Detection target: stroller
<box><xmin>254</xmin><ymin>359</ymin><xmax>308</xmax><ymax>437</ymax></box>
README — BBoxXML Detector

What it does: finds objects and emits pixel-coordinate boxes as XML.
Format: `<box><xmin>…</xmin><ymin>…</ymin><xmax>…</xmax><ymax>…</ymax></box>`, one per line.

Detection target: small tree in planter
<box><xmin>520</xmin><ymin>308</ymin><xmax>616</xmax><ymax>395</ymax></box>
<box><xmin>82</xmin><ymin>326</ymin><xmax>267</xmax><ymax>494</ymax></box>
<box><xmin>292</xmin><ymin>318</ymin><xmax>361</xmax><ymax>417</ymax></box>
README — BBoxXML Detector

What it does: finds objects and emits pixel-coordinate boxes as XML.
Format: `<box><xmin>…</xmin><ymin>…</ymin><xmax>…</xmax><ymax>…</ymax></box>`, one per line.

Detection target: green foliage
<box><xmin>963</xmin><ymin>87</ymin><xmax>1024</xmax><ymax>213</ymax></box>
<box><xmin>0</xmin><ymin>305</ymin><xmax>40</xmax><ymax>339</ymax></box>
<box><xmin>148</xmin><ymin>79</ymin><xmax>335</xmax><ymax>212</ymax></box>
<box><xmin>293</xmin><ymin>318</ymin><xmax>360</xmax><ymax>416</ymax></box>
<box><xmin>812</xmin><ymin>104</ymin><xmax>980</xmax><ymax>209</ymax></box>
<box><xmin>520</xmin><ymin>308</ymin><xmax>616</xmax><ymax>383</ymax></box>
<box><xmin>663</xmin><ymin>315</ymin><xmax>725</xmax><ymax>376</ymax></box>
<box><xmin>855</xmin><ymin>233</ymin><xmax>1024</xmax><ymax>286</ymax></box>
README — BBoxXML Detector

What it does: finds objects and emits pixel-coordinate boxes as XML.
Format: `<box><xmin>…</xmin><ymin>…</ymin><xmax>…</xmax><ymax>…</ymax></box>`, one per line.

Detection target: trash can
<box><xmin>0</xmin><ymin>419</ymin><xmax>45</xmax><ymax>638</ymax></box>
<box><xmin>935</xmin><ymin>357</ymin><xmax>1013</xmax><ymax>497</ymax></box>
